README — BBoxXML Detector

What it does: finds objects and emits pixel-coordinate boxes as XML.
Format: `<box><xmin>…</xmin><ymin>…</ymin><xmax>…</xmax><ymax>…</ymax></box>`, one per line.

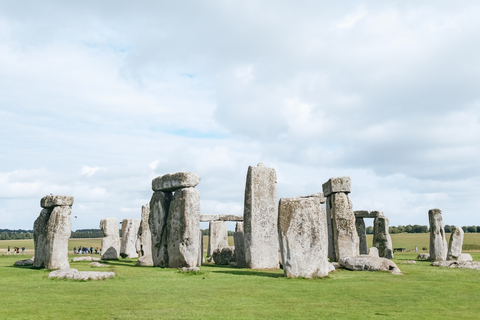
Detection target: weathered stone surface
<box><xmin>180</xmin><ymin>267</ymin><xmax>200</xmax><ymax>272</ymax></box>
<box><xmin>373</xmin><ymin>215</ymin><xmax>394</xmax><ymax>259</ymax></box>
<box><xmin>14</xmin><ymin>257</ymin><xmax>34</xmax><ymax>266</ymax></box>
<box><xmin>149</xmin><ymin>191</ymin><xmax>172</xmax><ymax>267</ymax></box>
<box><xmin>45</xmin><ymin>206</ymin><xmax>71</xmax><ymax>269</ymax></box>
<box><xmin>234</xmin><ymin>222</ymin><xmax>246</xmax><ymax>267</ymax></box>
<box><xmin>331</xmin><ymin>262</ymin><xmax>340</xmax><ymax>270</ymax></box>
<box><xmin>330</xmin><ymin>192</ymin><xmax>359</xmax><ymax>261</ymax></box>
<box><xmin>152</xmin><ymin>172</ymin><xmax>200</xmax><ymax>192</ymax></box>
<box><xmin>199</xmin><ymin>214</ymin><xmax>244</xmax><ymax>222</ymax></box>
<box><xmin>447</xmin><ymin>226</ymin><xmax>464</xmax><ymax>261</ymax></box>
<box><xmin>213</xmin><ymin>246</ymin><xmax>235</xmax><ymax>265</ymax></box>
<box><xmin>325</xmin><ymin>198</ymin><xmax>335</xmax><ymax>261</ymax></box>
<box><xmin>207</xmin><ymin>221</ymin><xmax>228</xmax><ymax>256</ymax></box>
<box><xmin>120</xmin><ymin>219</ymin><xmax>141</xmax><ymax>259</ymax></box>
<box><xmin>458</xmin><ymin>253</ymin><xmax>473</xmax><ymax>262</ymax></box>
<box><xmin>48</xmin><ymin>268</ymin><xmax>115</xmax><ymax>280</ymax></box>
<box><xmin>71</xmin><ymin>256</ymin><xmax>100</xmax><ymax>262</ymax></box>
<box><xmin>300</xmin><ymin>192</ymin><xmax>326</xmax><ymax>204</ymax></box>
<box><xmin>429</xmin><ymin>209</ymin><xmax>447</xmax><ymax>261</ymax></box>
<box><xmin>417</xmin><ymin>253</ymin><xmax>430</xmax><ymax>260</ymax></box>
<box><xmin>355</xmin><ymin>217</ymin><xmax>367</xmax><ymax>255</ymax></box>
<box><xmin>137</xmin><ymin>203</ymin><xmax>153</xmax><ymax>266</ymax></box>
<box><xmin>322</xmin><ymin>177</ymin><xmax>351</xmax><ymax>197</ymax></box>
<box><xmin>40</xmin><ymin>195</ymin><xmax>74</xmax><ymax>208</ymax></box>
<box><xmin>89</xmin><ymin>262</ymin><xmax>109</xmax><ymax>267</ymax></box>
<box><xmin>100</xmin><ymin>218</ymin><xmax>120</xmax><ymax>260</ymax></box>
<box><xmin>354</xmin><ymin>210</ymin><xmax>384</xmax><ymax>219</ymax></box>
<box><xmin>278</xmin><ymin>196</ymin><xmax>330</xmax><ymax>278</ymax></box>
<box><xmin>402</xmin><ymin>260</ymin><xmax>417</xmax><ymax>264</ymax></box>
<box><xmin>198</xmin><ymin>230</ymin><xmax>204</xmax><ymax>266</ymax></box>
<box><xmin>33</xmin><ymin>208</ymin><xmax>51</xmax><ymax>268</ymax></box>
<box><xmin>368</xmin><ymin>247</ymin><xmax>379</xmax><ymax>257</ymax></box>
<box><xmin>167</xmin><ymin>187</ymin><xmax>200</xmax><ymax>268</ymax></box>
<box><xmin>432</xmin><ymin>260</ymin><xmax>480</xmax><ymax>270</ymax></box>
<box><xmin>339</xmin><ymin>256</ymin><xmax>402</xmax><ymax>274</ymax></box>
<box><xmin>244</xmin><ymin>163</ymin><xmax>279</xmax><ymax>269</ymax></box>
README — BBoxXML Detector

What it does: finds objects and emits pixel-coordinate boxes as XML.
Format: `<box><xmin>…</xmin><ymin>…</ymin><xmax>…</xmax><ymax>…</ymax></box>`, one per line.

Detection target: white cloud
<box><xmin>81</xmin><ymin>166</ymin><xmax>106</xmax><ymax>177</ymax></box>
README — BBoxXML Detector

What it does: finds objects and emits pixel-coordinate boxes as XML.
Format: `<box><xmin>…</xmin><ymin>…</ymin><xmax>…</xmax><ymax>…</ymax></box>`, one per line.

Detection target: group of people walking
<box><xmin>73</xmin><ymin>246</ymin><xmax>99</xmax><ymax>255</ymax></box>
<box><xmin>7</xmin><ymin>246</ymin><xmax>25</xmax><ymax>254</ymax></box>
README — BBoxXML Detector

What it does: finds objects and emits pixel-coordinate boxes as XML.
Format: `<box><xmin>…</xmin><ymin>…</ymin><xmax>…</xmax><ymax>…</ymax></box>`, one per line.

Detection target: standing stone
<box><xmin>198</xmin><ymin>230</ymin><xmax>204</xmax><ymax>266</ymax></box>
<box><xmin>100</xmin><ymin>218</ymin><xmax>120</xmax><ymax>260</ymax></box>
<box><xmin>149</xmin><ymin>191</ymin><xmax>172</xmax><ymax>267</ymax></box>
<box><xmin>137</xmin><ymin>204</ymin><xmax>153</xmax><ymax>266</ymax></box>
<box><xmin>373</xmin><ymin>215</ymin><xmax>393</xmax><ymax>259</ymax></box>
<box><xmin>330</xmin><ymin>192</ymin><xmax>359</xmax><ymax>261</ymax></box>
<box><xmin>278</xmin><ymin>195</ymin><xmax>330</xmax><ymax>278</ymax></box>
<box><xmin>234</xmin><ymin>222</ymin><xmax>246</xmax><ymax>267</ymax></box>
<box><xmin>368</xmin><ymin>247</ymin><xmax>379</xmax><ymax>257</ymax></box>
<box><xmin>447</xmin><ymin>226</ymin><xmax>464</xmax><ymax>261</ymax></box>
<box><xmin>33</xmin><ymin>208</ymin><xmax>51</xmax><ymax>268</ymax></box>
<box><xmin>429</xmin><ymin>209</ymin><xmax>448</xmax><ymax>261</ymax></box>
<box><xmin>355</xmin><ymin>217</ymin><xmax>368</xmax><ymax>255</ymax></box>
<box><xmin>167</xmin><ymin>187</ymin><xmax>200</xmax><ymax>268</ymax></box>
<box><xmin>244</xmin><ymin>163</ymin><xmax>279</xmax><ymax>269</ymax></box>
<box><xmin>207</xmin><ymin>221</ymin><xmax>228</xmax><ymax>256</ymax></box>
<box><xmin>120</xmin><ymin>219</ymin><xmax>141</xmax><ymax>259</ymax></box>
<box><xmin>325</xmin><ymin>199</ymin><xmax>336</xmax><ymax>261</ymax></box>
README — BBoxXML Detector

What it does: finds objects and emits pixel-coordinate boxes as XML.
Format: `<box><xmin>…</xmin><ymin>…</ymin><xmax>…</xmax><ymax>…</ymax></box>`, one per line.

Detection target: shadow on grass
<box><xmin>202</xmin><ymin>264</ymin><xmax>284</xmax><ymax>278</ymax></box>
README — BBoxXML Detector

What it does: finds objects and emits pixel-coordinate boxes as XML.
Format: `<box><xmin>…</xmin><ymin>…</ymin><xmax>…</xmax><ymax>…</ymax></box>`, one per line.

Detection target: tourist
<box><xmin>7</xmin><ymin>246</ymin><xmax>10</xmax><ymax>255</ymax></box>
<box><xmin>22</xmin><ymin>246</ymin><xmax>25</xmax><ymax>254</ymax></box>
<box><xmin>73</xmin><ymin>247</ymin><xmax>77</xmax><ymax>254</ymax></box>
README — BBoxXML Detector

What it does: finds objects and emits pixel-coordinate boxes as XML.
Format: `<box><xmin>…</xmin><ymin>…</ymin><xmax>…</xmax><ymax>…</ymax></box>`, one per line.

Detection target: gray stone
<box><xmin>14</xmin><ymin>257</ymin><xmax>34</xmax><ymax>266</ymax></box>
<box><xmin>199</xmin><ymin>214</ymin><xmax>244</xmax><ymax>222</ymax></box>
<box><xmin>48</xmin><ymin>268</ymin><xmax>115</xmax><ymax>280</ymax></box>
<box><xmin>152</xmin><ymin>172</ymin><xmax>200</xmax><ymax>192</ymax></box>
<box><xmin>278</xmin><ymin>196</ymin><xmax>330</xmax><ymax>278</ymax></box>
<box><xmin>339</xmin><ymin>256</ymin><xmax>402</xmax><ymax>274</ymax></box>
<box><xmin>120</xmin><ymin>219</ymin><xmax>141</xmax><ymax>259</ymax></box>
<box><xmin>330</xmin><ymin>192</ymin><xmax>359</xmax><ymax>261</ymax></box>
<box><xmin>137</xmin><ymin>203</ymin><xmax>153</xmax><ymax>266</ymax></box>
<box><xmin>325</xmin><ymin>198</ymin><xmax>336</xmax><ymax>261</ymax></box>
<box><xmin>447</xmin><ymin>226</ymin><xmax>464</xmax><ymax>261</ymax></box>
<box><xmin>44</xmin><ymin>206</ymin><xmax>71</xmax><ymax>269</ymax></box>
<box><xmin>368</xmin><ymin>247</ymin><xmax>379</xmax><ymax>257</ymax></box>
<box><xmin>331</xmin><ymin>262</ymin><xmax>341</xmax><ymax>270</ymax></box>
<box><xmin>213</xmin><ymin>246</ymin><xmax>235</xmax><ymax>265</ymax></box>
<box><xmin>417</xmin><ymin>253</ymin><xmax>430</xmax><ymax>260</ymax></box>
<box><xmin>234</xmin><ymin>222</ymin><xmax>246</xmax><ymax>267</ymax></box>
<box><xmin>428</xmin><ymin>209</ymin><xmax>447</xmax><ymax>261</ymax></box>
<box><xmin>300</xmin><ymin>192</ymin><xmax>326</xmax><ymax>204</ymax></box>
<box><xmin>198</xmin><ymin>230</ymin><xmax>204</xmax><ymax>266</ymax></box>
<box><xmin>167</xmin><ymin>187</ymin><xmax>200</xmax><ymax>268</ymax></box>
<box><xmin>207</xmin><ymin>221</ymin><xmax>228</xmax><ymax>256</ymax></box>
<box><xmin>355</xmin><ymin>217</ymin><xmax>368</xmax><ymax>255</ymax></box>
<box><xmin>33</xmin><ymin>208</ymin><xmax>51</xmax><ymax>268</ymax></box>
<box><xmin>180</xmin><ymin>267</ymin><xmax>200</xmax><ymax>272</ymax></box>
<box><xmin>71</xmin><ymin>256</ymin><xmax>100</xmax><ymax>262</ymax></box>
<box><xmin>100</xmin><ymin>218</ymin><xmax>120</xmax><ymax>260</ymax></box>
<box><xmin>244</xmin><ymin>163</ymin><xmax>279</xmax><ymax>269</ymax></box>
<box><xmin>89</xmin><ymin>262</ymin><xmax>109</xmax><ymax>267</ymax></box>
<box><xmin>149</xmin><ymin>191</ymin><xmax>172</xmax><ymax>267</ymax></box>
<box><xmin>458</xmin><ymin>253</ymin><xmax>473</xmax><ymax>262</ymax></box>
<box><xmin>354</xmin><ymin>210</ymin><xmax>384</xmax><ymax>219</ymax></box>
<box><xmin>322</xmin><ymin>177</ymin><xmax>351</xmax><ymax>197</ymax></box>
<box><xmin>432</xmin><ymin>260</ymin><xmax>480</xmax><ymax>270</ymax></box>
<box><xmin>373</xmin><ymin>215</ymin><xmax>393</xmax><ymax>259</ymax></box>
<box><xmin>402</xmin><ymin>260</ymin><xmax>417</xmax><ymax>264</ymax></box>
<box><xmin>40</xmin><ymin>195</ymin><xmax>74</xmax><ymax>208</ymax></box>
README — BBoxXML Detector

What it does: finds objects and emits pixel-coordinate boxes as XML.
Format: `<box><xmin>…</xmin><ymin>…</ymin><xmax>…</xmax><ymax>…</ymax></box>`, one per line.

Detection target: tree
<box><xmin>366</xmin><ymin>226</ymin><xmax>374</xmax><ymax>234</ymax></box>
<box><xmin>444</xmin><ymin>225</ymin><xmax>452</xmax><ymax>233</ymax></box>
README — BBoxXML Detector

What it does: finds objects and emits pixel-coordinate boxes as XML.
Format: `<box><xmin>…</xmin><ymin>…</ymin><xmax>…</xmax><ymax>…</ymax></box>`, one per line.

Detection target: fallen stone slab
<box><xmin>213</xmin><ymin>247</ymin><xmax>235</xmax><ymax>265</ymax></box>
<box><xmin>339</xmin><ymin>256</ymin><xmax>402</xmax><ymax>274</ymax></box>
<box><xmin>431</xmin><ymin>260</ymin><xmax>480</xmax><ymax>270</ymax></box>
<box><xmin>417</xmin><ymin>253</ymin><xmax>430</xmax><ymax>260</ymax></box>
<box><xmin>458</xmin><ymin>253</ymin><xmax>473</xmax><ymax>262</ymax></box>
<box><xmin>152</xmin><ymin>172</ymin><xmax>200</xmax><ymax>192</ymax></box>
<box><xmin>71</xmin><ymin>256</ymin><xmax>100</xmax><ymax>262</ymax></box>
<box><xmin>41</xmin><ymin>195</ymin><xmax>74</xmax><ymax>208</ymax></box>
<box><xmin>48</xmin><ymin>268</ymin><xmax>115</xmax><ymax>280</ymax></box>
<box><xmin>14</xmin><ymin>257</ymin><xmax>34</xmax><ymax>266</ymax></box>
<box><xmin>180</xmin><ymin>267</ymin><xmax>200</xmax><ymax>272</ymax></box>
<box><xmin>89</xmin><ymin>262</ymin><xmax>110</xmax><ymax>267</ymax></box>
<box><xmin>402</xmin><ymin>260</ymin><xmax>417</xmax><ymax>264</ymax></box>
<box><xmin>322</xmin><ymin>177</ymin><xmax>351</xmax><ymax>197</ymax></box>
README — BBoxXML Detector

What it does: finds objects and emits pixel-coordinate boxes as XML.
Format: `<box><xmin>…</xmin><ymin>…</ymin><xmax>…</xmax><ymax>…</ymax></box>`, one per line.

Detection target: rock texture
<box><xmin>234</xmin><ymin>222</ymin><xmax>246</xmax><ymax>267</ymax></box>
<box><xmin>137</xmin><ymin>203</ymin><xmax>153</xmax><ymax>266</ymax></box>
<box><xmin>89</xmin><ymin>262</ymin><xmax>109</xmax><ymax>267</ymax></box>
<box><xmin>152</xmin><ymin>172</ymin><xmax>200</xmax><ymax>192</ymax></box>
<box><xmin>198</xmin><ymin>230</ymin><xmax>204</xmax><ymax>266</ymax></box>
<box><xmin>207</xmin><ymin>221</ymin><xmax>228</xmax><ymax>256</ymax></box>
<box><xmin>33</xmin><ymin>208</ymin><xmax>50</xmax><ymax>268</ymax></box>
<box><xmin>120</xmin><ymin>219</ymin><xmax>141</xmax><ymax>258</ymax></box>
<box><xmin>149</xmin><ymin>191</ymin><xmax>172</xmax><ymax>267</ymax></box>
<box><xmin>339</xmin><ymin>256</ymin><xmax>402</xmax><ymax>274</ymax></box>
<box><xmin>278</xmin><ymin>195</ymin><xmax>330</xmax><ymax>278</ymax></box>
<box><xmin>167</xmin><ymin>187</ymin><xmax>200</xmax><ymax>268</ymax></box>
<box><xmin>48</xmin><ymin>268</ymin><xmax>115</xmax><ymax>280</ymax></box>
<box><xmin>417</xmin><ymin>253</ymin><xmax>430</xmax><ymax>260</ymax></box>
<box><xmin>458</xmin><ymin>253</ymin><xmax>473</xmax><ymax>262</ymax></box>
<box><xmin>330</xmin><ymin>192</ymin><xmax>359</xmax><ymax>261</ymax></box>
<box><xmin>213</xmin><ymin>246</ymin><xmax>235</xmax><ymax>265</ymax></box>
<box><xmin>428</xmin><ymin>209</ymin><xmax>447</xmax><ymax>261</ymax></box>
<box><xmin>432</xmin><ymin>260</ymin><xmax>480</xmax><ymax>270</ymax></box>
<box><xmin>14</xmin><ymin>257</ymin><xmax>34</xmax><ymax>266</ymax></box>
<box><xmin>100</xmin><ymin>218</ymin><xmax>120</xmax><ymax>260</ymax></box>
<box><xmin>368</xmin><ymin>247</ymin><xmax>379</xmax><ymax>257</ymax></box>
<box><xmin>322</xmin><ymin>177</ymin><xmax>351</xmax><ymax>197</ymax></box>
<box><xmin>355</xmin><ymin>217</ymin><xmax>368</xmax><ymax>255</ymax></box>
<box><xmin>447</xmin><ymin>226</ymin><xmax>464</xmax><ymax>261</ymax></box>
<box><xmin>373</xmin><ymin>215</ymin><xmax>394</xmax><ymax>259</ymax></box>
<box><xmin>40</xmin><ymin>195</ymin><xmax>74</xmax><ymax>208</ymax></box>
<box><xmin>243</xmin><ymin>163</ymin><xmax>279</xmax><ymax>269</ymax></box>
<box><xmin>71</xmin><ymin>256</ymin><xmax>100</xmax><ymax>262</ymax></box>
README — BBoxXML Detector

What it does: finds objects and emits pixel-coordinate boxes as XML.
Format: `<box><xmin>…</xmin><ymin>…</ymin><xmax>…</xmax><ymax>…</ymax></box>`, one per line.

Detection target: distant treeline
<box><xmin>201</xmin><ymin>229</ymin><xmax>235</xmax><ymax>236</ymax></box>
<box><xmin>70</xmin><ymin>229</ymin><xmax>106</xmax><ymax>238</ymax></box>
<box><xmin>364</xmin><ymin>225</ymin><xmax>480</xmax><ymax>234</ymax></box>
<box><xmin>0</xmin><ymin>229</ymin><xmax>33</xmax><ymax>240</ymax></box>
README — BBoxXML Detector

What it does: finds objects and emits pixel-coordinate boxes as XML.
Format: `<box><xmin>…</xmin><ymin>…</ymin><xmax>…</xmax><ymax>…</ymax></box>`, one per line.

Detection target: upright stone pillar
<box><xmin>234</xmin><ymin>222</ymin><xmax>246</xmax><ymax>267</ymax></box>
<box><xmin>428</xmin><ymin>209</ymin><xmax>447</xmax><ymax>261</ymax></box>
<box><xmin>137</xmin><ymin>204</ymin><xmax>153</xmax><ymax>266</ymax></box>
<box><xmin>278</xmin><ymin>194</ymin><xmax>330</xmax><ymax>278</ymax></box>
<box><xmin>355</xmin><ymin>217</ymin><xmax>368</xmax><ymax>255</ymax></box>
<box><xmin>120</xmin><ymin>219</ymin><xmax>141</xmax><ymax>258</ymax></box>
<box><xmin>322</xmin><ymin>177</ymin><xmax>359</xmax><ymax>261</ymax></box>
<box><xmin>207</xmin><ymin>221</ymin><xmax>228</xmax><ymax>256</ymax></box>
<box><xmin>447</xmin><ymin>226</ymin><xmax>464</xmax><ymax>261</ymax></box>
<box><xmin>198</xmin><ymin>230</ymin><xmax>204</xmax><ymax>266</ymax></box>
<box><xmin>149</xmin><ymin>191</ymin><xmax>172</xmax><ymax>267</ymax></box>
<box><xmin>100</xmin><ymin>217</ymin><xmax>120</xmax><ymax>260</ymax></box>
<box><xmin>33</xmin><ymin>195</ymin><xmax>73</xmax><ymax>269</ymax></box>
<box><xmin>373</xmin><ymin>214</ymin><xmax>393</xmax><ymax>259</ymax></box>
<box><xmin>244</xmin><ymin>163</ymin><xmax>279</xmax><ymax>269</ymax></box>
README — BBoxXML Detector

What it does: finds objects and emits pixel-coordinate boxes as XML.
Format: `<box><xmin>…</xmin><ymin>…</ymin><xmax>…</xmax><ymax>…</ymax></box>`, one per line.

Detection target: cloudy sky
<box><xmin>1</xmin><ymin>1</ymin><xmax>480</xmax><ymax>231</ymax></box>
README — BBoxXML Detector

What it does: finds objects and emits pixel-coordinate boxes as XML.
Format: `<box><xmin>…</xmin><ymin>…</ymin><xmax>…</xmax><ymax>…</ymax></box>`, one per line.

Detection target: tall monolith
<box><xmin>207</xmin><ymin>221</ymin><xmax>228</xmax><ymax>256</ymax></box>
<box><xmin>355</xmin><ymin>217</ymin><xmax>368</xmax><ymax>255</ymax></box>
<box><xmin>100</xmin><ymin>217</ymin><xmax>120</xmax><ymax>260</ymax></box>
<box><xmin>429</xmin><ymin>209</ymin><xmax>447</xmax><ymax>261</ymax></box>
<box><xmin>120</xmin><ymin>219</ymin><xmax>141</xmax><ymax>258</ymax></box>
<box><xmin>137</xmin><ymin>204</ymin><xmax>153</xmax><ymax>266</ymax></box>
<box><xmin>234</xmin><ymin>222</ymin><xmax>246</xmax><ymax>267</ymax></box>
<box><xmin>373</xmin><ymin>214</ymin><xmax>393</xmax><ymax>259</ymax></box>
<box><xmin>149</xmin><ymin>191</ymin><xmax>172</xmax><ymax>267</ymax></box>
<box><xmin>447</xmin><ymin>225</ymin><xmax>464</xmax><ymax>261</ymax></box>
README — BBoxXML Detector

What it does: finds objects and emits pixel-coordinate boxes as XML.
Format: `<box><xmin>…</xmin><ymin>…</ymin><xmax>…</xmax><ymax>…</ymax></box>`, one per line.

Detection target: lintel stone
<box><xmin>199</xmin><ymin>214</ymin><xmax>244</xmax><ymax>222</ymax></box>
<box><xmin>152</xmin><ymin>172</ymin><xmax>200</xmax><ymax>192</ymax></box>
<box><xmin>41</xmin><ymin>195</ymin><xmax>74</xmax><ymax>208</ymax></box>
<box><xmin>322</xmin><ymin>177</ymin><xmax>351</xmax><ymax>197</ymax></box>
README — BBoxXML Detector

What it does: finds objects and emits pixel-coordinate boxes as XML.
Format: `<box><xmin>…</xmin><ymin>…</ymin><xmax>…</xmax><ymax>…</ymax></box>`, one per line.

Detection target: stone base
<box><xmin>48</xmin><ymin>268</ymin><xmax>115</xmax><ymax>280</ymax></box>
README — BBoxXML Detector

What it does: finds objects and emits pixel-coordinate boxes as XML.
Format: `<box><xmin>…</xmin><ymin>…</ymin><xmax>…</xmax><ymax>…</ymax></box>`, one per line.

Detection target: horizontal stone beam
<box><xmin>200</xmin><ymin>214</ymin><xmax>244</xmax><ymax>222</ymax></box>
<box><xmin>354</xmin><ymin>210</ymin><xmax>384</xmax><ymax>219</ymax></box>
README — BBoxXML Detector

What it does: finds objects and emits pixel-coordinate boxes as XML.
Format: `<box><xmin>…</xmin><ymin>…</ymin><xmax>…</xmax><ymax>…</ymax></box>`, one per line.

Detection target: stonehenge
<box><xmin>372</xmin><ymin>214</ymin><xmax>394</xmax><ymax>259</ymax></box>
<box><xmin>120</xmin><ymin>218</ymin><xmax>141</xmax><ymax>259</ymax></box>
<box><xmin>233</xmin><ymin>222</ymin><xmax>246</xmax><ymax>267</ymax></box>
<box><xmin>100</xmin><ymin>217</ymin><xmax>120</xmax><ymax>260</ymax></box>
<box><xmin>428</xmin><ymin>209</ymin><xmax>448</xmax><ymax>261</ymax></box>
<box><xmin>207</xmin><ymin>221</ymin><xmax>228</xmax><ymax>256</ymax></box>
<box><xmin>137</xmin><ymin>203</ymin><xmax>153</xmax><ymax>266</ymax></box>
<box><xmin>33</xmin><ymin>195</ymin><xmax>73</xmax><ymax>269</ymax></box>
<box><xmin>447</xmin><ymin>226</ymin><xmax>464</xmax><ymax>261</ymax></box>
